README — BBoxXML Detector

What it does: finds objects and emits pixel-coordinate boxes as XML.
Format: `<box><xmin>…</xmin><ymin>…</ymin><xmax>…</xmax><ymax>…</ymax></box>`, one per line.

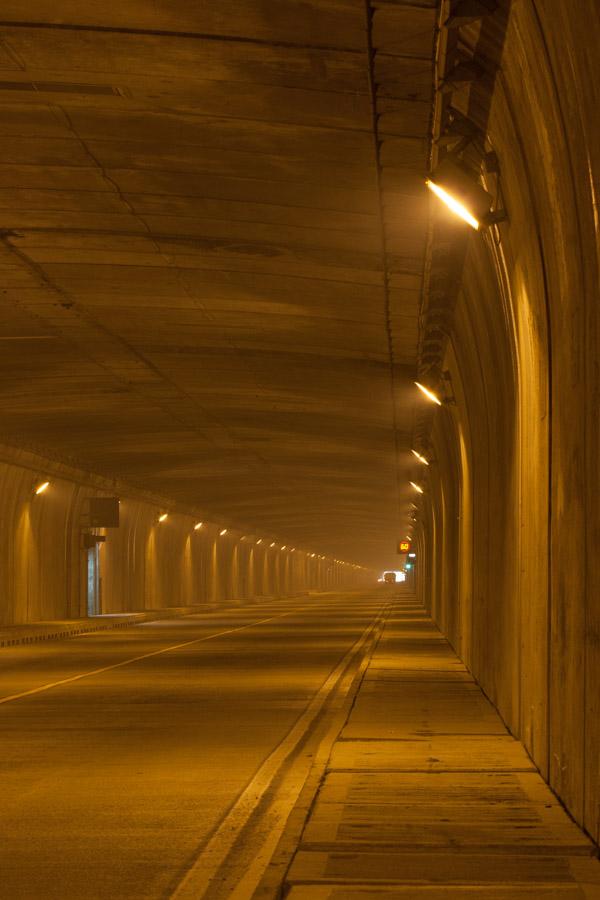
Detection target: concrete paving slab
<box><xmin>316</xmin><ymin>770</ymin><xmax>573</xmax><ymax>805</ymax></box>
<box><xmin>328</xmin><ymin>736</ymin><xmax>536</xmax><ymax>771</ymax></box>
<box><xmin>364</xmin><ymin>668</ymin><xmax>474</xmax><ymax>682</ymax></box>
<box><xmin>287</xmin><ymin>886</ymin><xmax>600</xmax><ymax>899</ymax></box>
<box><xmin>287</xmin><ymin>851</ymin><xmax>600</xmax><ymax>887</ymax></box>
<box><xmin>342</xmin><ymin>682</ymin><xmax>504</xmax><ymax>737</ymax></box>
<box><xmin>301</xmin><ymin>804</ymin><xmax>591</xmax><ymax>854</ymax></box>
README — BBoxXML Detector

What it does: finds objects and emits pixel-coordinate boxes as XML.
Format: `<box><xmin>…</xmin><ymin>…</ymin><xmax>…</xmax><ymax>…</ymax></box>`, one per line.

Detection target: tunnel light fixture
<box><xmin>158</xmin><ymin>513</ymin><xmax>168</xmax><ymax>522</ymax></box>
<box><xmin>34</xmin><ymin>480</ymin><xmax>50</xmax><ymax>495</ymax></box>
<box><xmin>256</xmin><ymin>538</ymin><xmax>262</xmax><ymax>545</ymax></box>
<box><xmin>281</xmin><ymin>545</ymin><xmax>286</xmax><ymax>550</ymax></box>
<box><xmin>426</xmin><ymin>178</ymin><xmax>480</xmax><ymax>229</ymax></box>
<box><xmin>194</xmin><ymin>521</ymin><xmax>203</xmax><ymax>530</ymax></box>
<box><xmin>240</xmin><ymin>535</ymin><xmax>246</xmax><ymax>541</ymax></box>
<box><xmin>269</xmin><ymin>541</ymin><xmax>276</xmax><ymax>548</ymax></box>
<box><xmin>310</xmin><ymin>553</ymin><xmax>316</xmax><ymax>558</ymax></box>
<box><xmin>219</xmin><ymin>528</ymin><xmax>228</xmax><ymax>536</ymax></box>
<box><xmin>415</xmin><ymin>381</ymin><xmax>442</xmax><ymax>406</ymax></box>
<box><xmin>411</xmin><ymin>449</ymin><xmax>429</xmax><ymax>465</ymax></box>
<box><xmin>410</xmin><ymin>481</ymin><xmax>424</xmax><ymax>494</ymax></box>
<box><xmin>426</xmin><ymin>158</ymin><xmax>498</xmax><ymax>230</ymax></box>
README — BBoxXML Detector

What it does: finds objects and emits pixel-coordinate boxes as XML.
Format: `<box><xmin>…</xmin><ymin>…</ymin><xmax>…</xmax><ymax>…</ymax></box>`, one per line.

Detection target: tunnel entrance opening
<box><xmin>86</xmin><ymin>544</ymin><xmax>100</xmax><ymax>617</ymax></box>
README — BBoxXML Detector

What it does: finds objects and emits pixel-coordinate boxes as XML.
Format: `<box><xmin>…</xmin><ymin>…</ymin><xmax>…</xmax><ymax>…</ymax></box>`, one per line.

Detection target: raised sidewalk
<box><xmin>283</xmin><ymin>593</ymin><xmax>600</xmax><ymax>898</ymax></box>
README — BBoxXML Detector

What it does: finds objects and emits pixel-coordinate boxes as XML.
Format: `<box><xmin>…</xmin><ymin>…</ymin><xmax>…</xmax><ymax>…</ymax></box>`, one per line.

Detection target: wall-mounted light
<box><xmin>411</xmin><ymin>449</ymin><xmax>430</xmax><ymax>465</ymax></box>
<box><xmin>269</xmin><ymin>541</ymin><xmax>276</xmax><ymax>548</ymax></box>
<box><xmin>426</xmin><ymin>158</ymin><xmax>504</xmax><ymax>230</ymax></box>
<box><xmin>194</xmin><ymin>522</ymin><xmax>203</xmax><ymax>530</ymax></box>
<box><xmin>158</xmin><ymin>513</ymin><xmax>168</xmax><ymax>523</ymax></box>
<box><xmin>410</xmin><ymin>481</ymin><xmax>424</xmax><ymax>494</ymax></box>
<box><xmin>34</xmin><ymin>481</ymin><xmax>50</xmax><ymax>495</ymax></box>
<box><xmin>256</xmin><ymin>538</ymin><xmax>262</xmax><ymax>545</ymax></box>
<box><xmin>240</xmin><ymin>535</ymin><xmax>246</xmax><ymax>541</ymax></box>
<box><xmin>281</xmin><ymin>545</ymin><xmax>286</xmax><ymax>550</ymax></box>
<box><xmin>290</xmin><ymin>548</ymin><xmax>296</xmax><ymax>553</ymax></box>
<box><xmin>415</xmin><ymin>381</ymin><xmax>442</xmax><ymax>406</ymax></box>
<box><xmin>219</xmin><ymin>528</ymin><xmax>228</xmax><ymax>536</ymax></box>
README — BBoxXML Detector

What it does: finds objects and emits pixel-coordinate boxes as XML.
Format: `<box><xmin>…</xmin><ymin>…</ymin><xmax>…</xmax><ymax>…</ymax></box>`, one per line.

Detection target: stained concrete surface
<box><xmin>284</xmin><ymin>594</ymin><xmax>600</xmax><ymax>898</ymax></box>
<box><xmin>0</xmin><ymin>594</ymin><xmax>386</xmax><ymax>899</ymax></box>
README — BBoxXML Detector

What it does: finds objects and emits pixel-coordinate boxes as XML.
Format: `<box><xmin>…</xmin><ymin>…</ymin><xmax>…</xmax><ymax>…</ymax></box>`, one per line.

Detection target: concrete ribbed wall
<box><xmin>0</xmin><ymin>445</ymin><xmax>367</xmax><ymax>627</ymax></box>
<box><xmin>417</xmin><ymin>1</ymin><xmax>600</xmax><ymax>845</ymax></box>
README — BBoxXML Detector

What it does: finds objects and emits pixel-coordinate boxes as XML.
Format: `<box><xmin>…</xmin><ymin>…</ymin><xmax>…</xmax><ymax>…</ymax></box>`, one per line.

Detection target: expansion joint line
<box><xmin>362</xmin><ymin>0</ymin><xmax>404</xmax><ymax>527</ymax></box>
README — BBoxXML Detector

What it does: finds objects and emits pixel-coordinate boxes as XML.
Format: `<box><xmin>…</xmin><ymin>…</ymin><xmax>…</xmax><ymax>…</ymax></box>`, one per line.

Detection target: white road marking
<box><xmin>0</xmin><ymin>608</ymin><xmax>307</xmax><ymax>707</ymax></box>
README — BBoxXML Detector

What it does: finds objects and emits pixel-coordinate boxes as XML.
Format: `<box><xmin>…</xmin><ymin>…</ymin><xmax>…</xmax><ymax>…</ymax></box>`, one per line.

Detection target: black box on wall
<box><xmin>88</xmin><ymin>497</ymin><xmax>120</xmax><ymax>528</ymax></box>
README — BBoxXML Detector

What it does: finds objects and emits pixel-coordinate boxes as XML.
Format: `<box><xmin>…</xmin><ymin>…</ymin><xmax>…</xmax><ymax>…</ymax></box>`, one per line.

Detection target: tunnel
<box><xmin>0</xmin><ymin>0</ymin><xmax>599</xmax><ymax>897</ymax></box>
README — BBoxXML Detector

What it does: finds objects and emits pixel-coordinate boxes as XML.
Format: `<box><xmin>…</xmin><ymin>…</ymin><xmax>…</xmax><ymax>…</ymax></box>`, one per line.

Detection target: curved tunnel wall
<box><xmin>0</xmin><ymin>445</ymin><xmax>368</xmax><ymax>628</ymax></box>
<box><xmin>417</xmin><ymin>1</ymin><xmax>600</xmax><ymax>842</ymax></box>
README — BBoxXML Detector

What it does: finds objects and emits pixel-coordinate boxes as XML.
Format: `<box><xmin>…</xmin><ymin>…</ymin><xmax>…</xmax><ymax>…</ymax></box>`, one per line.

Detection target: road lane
<box><xmin>0</xmin><ymin>594</ymin><xmax>385</xmax><ymax>899</ymax></box>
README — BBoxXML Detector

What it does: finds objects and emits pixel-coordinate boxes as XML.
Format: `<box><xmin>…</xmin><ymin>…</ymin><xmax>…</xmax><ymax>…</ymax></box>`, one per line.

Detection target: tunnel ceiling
<box><xmin>0</xmin><ymin>1</ymin><xmax>436</xmax><ymax>567</ymax></box>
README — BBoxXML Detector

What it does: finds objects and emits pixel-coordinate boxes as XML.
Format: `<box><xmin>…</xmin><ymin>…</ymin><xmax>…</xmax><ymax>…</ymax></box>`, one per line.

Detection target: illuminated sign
<box><xmin>398</xmin><ymin>540</ymin><xmax>411</xmax><ymax>553</ymax></box>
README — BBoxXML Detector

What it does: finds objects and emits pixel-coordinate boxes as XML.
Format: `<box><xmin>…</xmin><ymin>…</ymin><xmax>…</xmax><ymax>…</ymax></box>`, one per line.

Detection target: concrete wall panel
<box><xmin>419</xmin><ymin>0</ymin><xmax>600</xmax><ymax>844</ymax></box>
<box><xmin>0</xmin><ymin>449</ymin><xmax>368</xmax><ymax>627</ymax></box>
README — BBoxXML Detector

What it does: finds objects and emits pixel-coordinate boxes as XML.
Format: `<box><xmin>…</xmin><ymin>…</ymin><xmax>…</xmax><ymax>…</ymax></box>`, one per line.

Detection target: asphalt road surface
<box><xmin>0</xmin><ymin>594</ymin><xmax>385</xmax><ymax>899</ymax></box>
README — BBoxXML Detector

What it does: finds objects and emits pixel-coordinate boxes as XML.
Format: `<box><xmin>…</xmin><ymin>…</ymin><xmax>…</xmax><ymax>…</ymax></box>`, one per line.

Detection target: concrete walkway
<box><xmin>284</xmin><ymin>594</ymin><xmax>600</xmax><ymax>898</ymax></box>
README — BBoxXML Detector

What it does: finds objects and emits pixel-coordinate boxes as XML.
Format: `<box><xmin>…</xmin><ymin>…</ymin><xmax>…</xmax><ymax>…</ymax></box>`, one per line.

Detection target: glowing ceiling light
<box><xmin>290</xmin><ymin>548</ymin><xmax>296</xmax><ymax>552</ymax></box>
<box><xmin>415</xmin><ymin>381</ymin><xmax>442</xmax><ymax>406</ymax></box>
<box><xmin>34</xmin><ymin>481</ymin><xmax>50</xmax><ymax>495</ymax></box>
<box><xmin>219</xmin><ymin>528</ymin><xmax>228</xmax><ymax>536</ymax></box>
<box><xmin>256</xmin><ymin>538</ymin><xmax>262</xmax><ymax>545</ymax></box>
<box><xmin>270</xmin><ymin>541</ymin><xmax>276</xmax><ymax>548</ymax></box>
<box><xmin>194</xmin><ymin>522</ymin><xmax>203</xmax><ymax>530</ymax></box>
<box><xmin>411</xmin><ymin>449</ymin><xmax>429</xmax><ymax>465</ymax></box>
<box><xmin>410</xmin><ymin>481</ymin><xmax>424</xmax><ymax>494</ymax></box>
<box><xmin>158</xmin><ymin>513</ymin><xmax>168</xmax><ymax>522</ymax></box>
<box><xmin>281</xmin><ymin>545</ymin><xmax>286</xmax><ymax>550</ymax></box>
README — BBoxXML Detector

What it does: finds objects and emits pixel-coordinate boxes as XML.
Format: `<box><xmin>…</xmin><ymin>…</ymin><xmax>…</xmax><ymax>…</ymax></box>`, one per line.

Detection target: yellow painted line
<box><xmin>0</xmin><ymin>608</ymin><xmax>306</xmax><ymax>707</ymax></box>
<box><xmin>226</xmin><ymin>648</ymin><xmax>375</xmax><ymax>900</ymax></box>
<box><xmin>170</xmin><ymin>604</ymin><xmax>390</xmax><ymax>900</ymax></box>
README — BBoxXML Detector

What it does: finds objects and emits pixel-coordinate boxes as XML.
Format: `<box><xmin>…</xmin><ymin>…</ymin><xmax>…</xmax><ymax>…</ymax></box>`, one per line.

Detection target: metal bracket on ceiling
<box><xmin>445</xmin><ymin>0</ymin><xmax>497</xmax><ymax>28</ymax></box>
<box><xmin>440</xmin><ymin>57</ymin><xmax>487</xmax><ymax>93</ymax></box>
